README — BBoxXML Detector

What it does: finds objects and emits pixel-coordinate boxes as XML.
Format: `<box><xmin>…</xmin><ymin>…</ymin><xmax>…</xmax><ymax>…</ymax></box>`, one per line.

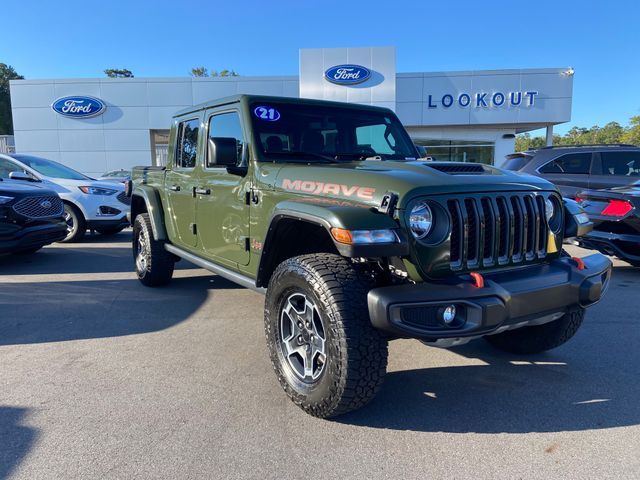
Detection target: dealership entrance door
<box><xmin>150</xmin><ymin>130</ymin><xmax>170</xmax><ymax>166</ymax></box>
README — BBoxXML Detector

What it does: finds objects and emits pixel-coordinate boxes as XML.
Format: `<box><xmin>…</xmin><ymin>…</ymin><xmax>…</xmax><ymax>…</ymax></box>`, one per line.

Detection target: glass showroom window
<box><xmin>414</xmin><ymin>140</ymin><xmax>494</xmax><ymax>165</ymax></box>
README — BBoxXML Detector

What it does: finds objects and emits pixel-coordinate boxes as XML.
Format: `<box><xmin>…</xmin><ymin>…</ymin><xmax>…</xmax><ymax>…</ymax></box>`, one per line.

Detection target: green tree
<box><xmin>190</xmin><ymin>67</ymin><xmax>209</xmax><ymax>77</ymax></box>
<box><xmin>0</xmin><ymin>63</ymin><xmax>24</xmax><ymax>135</ymax></box>
<box><xmin>515</xmin><ymin>133</ymin><xmax>546</xmax><ymax>151</ymax></box>
<box><xmin>621</xmin><ymin>116</ymin><xmax>640</xmax><ymax>145</ymax></box>
<box><xmin>515</xmin><ymin>116</ymin><xmax>640</xmax><ymax>151</ymax></box>
<box><xmin>104</xmin><ymin>68</ymin><xmax>134</xmax><ymax>78</ymax></box>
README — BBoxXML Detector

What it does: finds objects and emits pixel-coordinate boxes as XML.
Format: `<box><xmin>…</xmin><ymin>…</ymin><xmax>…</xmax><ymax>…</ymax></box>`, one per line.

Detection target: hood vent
<box><xmin>425</xmin><ymin>162</ymin><xmax>487</xmax><ymax>174</ymax></box>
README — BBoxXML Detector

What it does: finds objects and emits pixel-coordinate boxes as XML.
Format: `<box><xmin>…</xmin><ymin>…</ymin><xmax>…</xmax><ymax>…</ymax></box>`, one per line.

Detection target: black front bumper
<box><xmin>368</xmin><ymin>254</ymin><xmax>612</xmax><ymax>341</ymax></box>
<box><xmin>0</xmin><ymin>221</ymin><xmax>67</xmax><ymax>254</ymax></box>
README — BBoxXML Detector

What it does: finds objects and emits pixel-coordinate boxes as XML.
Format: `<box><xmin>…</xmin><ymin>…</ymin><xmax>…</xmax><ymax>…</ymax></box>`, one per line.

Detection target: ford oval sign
<box><xmin>52</xmin><ymin>96</ymin><xmax>106</xmax><ymax>118</ymax></box>
<box><xmin>324</xmin><ymin>64</ymin><xmax>371</xmax><ymax>85</ymax></box>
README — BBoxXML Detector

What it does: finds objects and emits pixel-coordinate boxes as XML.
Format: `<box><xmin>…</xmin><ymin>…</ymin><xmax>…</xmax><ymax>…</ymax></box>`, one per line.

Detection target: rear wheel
<box><xmin>264</xmin><ymin>253</ymin><xmax>388</xmax><ymax>418</ymax></box>
<box><xmin>485</xmin><ymin>307</ymin><xmax>585</xmax><ymax>354</ymax></box>
<box><xmin>61</xmin><ymin>203</ymin><xmax>86</xmax><ymax>242</ymax></box>
<box><xmin>132</xmin><ymin>213</ymin><xmax>174</xmax><ymax>286</ymax></box>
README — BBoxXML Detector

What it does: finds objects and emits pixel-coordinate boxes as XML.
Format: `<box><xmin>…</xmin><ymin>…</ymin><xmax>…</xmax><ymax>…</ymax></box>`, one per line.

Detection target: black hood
<box><xmin>0</xmin><ymin>179</ymin><xmax>58</xmax><ymax>198</ymax></box>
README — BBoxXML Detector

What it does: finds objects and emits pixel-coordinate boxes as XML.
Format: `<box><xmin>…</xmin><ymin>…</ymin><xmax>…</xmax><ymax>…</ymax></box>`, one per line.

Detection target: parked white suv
<box><xmin>0</xmin><ymin>153</ymin><xmax>130</xmax><ymax>242</ymax></box>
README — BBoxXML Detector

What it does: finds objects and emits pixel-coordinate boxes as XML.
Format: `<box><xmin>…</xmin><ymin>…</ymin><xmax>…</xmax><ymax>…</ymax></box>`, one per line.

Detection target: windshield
<box><xmin>250</xmin><ymin>102</ymin><xmax>417</xmax><ymax>162</ymax></box>
<box><xmin>12</xmin><ymin>154</ymin><xmax>91</xmax><ymax>180</ymax></box>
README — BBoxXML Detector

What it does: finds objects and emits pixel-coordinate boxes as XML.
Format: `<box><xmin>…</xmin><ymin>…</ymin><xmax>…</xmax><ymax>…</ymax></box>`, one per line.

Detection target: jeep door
<box><xmin>164</xmin><ymin>117</ymin><xmax>201</xmax><ymax>247</ymax></box>
<box><xmin>537</xmin><ymin>152</ymin><xmax>593</xmax><ymax>198</ymax></box>
<box><xmin>194</xmin><ymin>108</ymin><xmax>250</xmax><ymax>266</ymax></box>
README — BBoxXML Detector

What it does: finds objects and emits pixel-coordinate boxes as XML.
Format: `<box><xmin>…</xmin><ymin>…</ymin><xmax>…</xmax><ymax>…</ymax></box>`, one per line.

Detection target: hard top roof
<box><xmin>173</xmin><ymin>94</ymin><xmax>394</xmax><ymax>118</ymax></box>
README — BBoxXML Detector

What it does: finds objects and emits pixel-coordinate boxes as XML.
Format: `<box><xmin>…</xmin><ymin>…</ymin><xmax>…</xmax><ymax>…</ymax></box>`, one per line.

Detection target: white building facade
<box><xmin>9</xmin><ymin>47</ymin><xmax>573</xmax><ymax>177</ymax></box>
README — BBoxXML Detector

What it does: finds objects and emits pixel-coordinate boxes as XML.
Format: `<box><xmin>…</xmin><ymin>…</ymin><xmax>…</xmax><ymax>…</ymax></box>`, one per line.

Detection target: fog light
<box><xmin>441</xmin><ymin>305</ymin><xmax>456</xmax><ymax>325</ymax></box>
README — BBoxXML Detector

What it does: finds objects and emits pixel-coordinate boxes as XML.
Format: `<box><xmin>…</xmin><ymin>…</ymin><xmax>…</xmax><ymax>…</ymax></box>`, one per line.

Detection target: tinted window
<box><xmin>356</xmin><ymin>124</ymin><xmax>397</xmax><ymax>155</ymax></box>
<box><xmin>207</xmin><ymin>112</ymin><xmax>245</xmax><ymax>167</ymax></box>
<box><xmin>250</xmin><ymin>102</ymin><xmax>416</xmax><ymax>162</ymax></box>
<box><xmin>176</xmin><ymin>119</ymin><xmax>200</xmax><ymax>169</ymax></box>
<box><xmin>0</xmin><ymin>158</ymin><xmax>18</xmax><ymax>178</ymax></box>
<box><xmin>540</xmin><ymin>153</ymin><xmax>591</xmax><ymax>174</ymax></box>
<box><xmin>503</xmin><ymin>154</ymin><xmax>533</xmax><ymax>171</ymax></box>
<box><xmin>600</xmin><ymin>151</ymin><xmax>640</xmax><ymax>176</ymax></box>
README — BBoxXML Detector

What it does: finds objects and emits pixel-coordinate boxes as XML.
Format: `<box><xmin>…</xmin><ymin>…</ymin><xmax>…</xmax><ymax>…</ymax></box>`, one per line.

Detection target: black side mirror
<box><xmin>9</xmin><ymin>171</ymin><xmax>35</xmax><ymax>182</ymax></box>
<box><xmin>208</xmin><ymin>137</ymin><xmax>239</xmax><ymax>167</ymax></box>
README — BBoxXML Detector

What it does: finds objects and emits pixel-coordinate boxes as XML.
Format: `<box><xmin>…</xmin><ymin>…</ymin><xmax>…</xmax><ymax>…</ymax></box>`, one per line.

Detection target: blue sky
<box><xmin>1</xmin><ymin>0</ymin><xmax>638</xmax><ymax>134</ymax></box>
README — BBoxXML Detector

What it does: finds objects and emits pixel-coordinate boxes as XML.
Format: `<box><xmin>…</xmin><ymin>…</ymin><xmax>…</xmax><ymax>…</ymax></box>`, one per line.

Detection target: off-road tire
<box><xmin>95</xmin><ymin>226</ymin><xmax>125</xmax><ymax>235</ymax></box>
<box><xmin>485</xmin><ymin>307</ymin><xmax>585</xmax><ymax>354</ymax></box>
<box><xmin>132</xmin><ymin>213</ymin><xmax>174</xmax><ymax>286</ymax></box>
<box><xmin>62</xmin><ymin>203</ymin><xmax>86</xmax><ymax>242</ymax></box>
<box><xmin>264</xmin><ymin>253</ymin><xmax>388</xmax><ymax>418</ymax></box>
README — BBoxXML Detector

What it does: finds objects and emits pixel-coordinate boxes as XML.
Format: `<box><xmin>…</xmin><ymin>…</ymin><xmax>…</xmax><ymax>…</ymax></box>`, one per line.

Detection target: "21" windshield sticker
<box><xmin>253</xmin><ymin>106</ymin><xmax>280</xmax><ymax>121</ymax></box>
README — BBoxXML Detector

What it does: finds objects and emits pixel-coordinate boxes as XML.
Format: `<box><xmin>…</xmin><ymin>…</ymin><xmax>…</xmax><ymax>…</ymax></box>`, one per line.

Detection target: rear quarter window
<box><xmin>503</xmin><ymin>155</ymin><xmax>532</xmax><ymax>171</ymax></box>
<box><xmin>600</xmin><ymin>151</ymin><xmax>640</xmax><ymax>176</ymax></box>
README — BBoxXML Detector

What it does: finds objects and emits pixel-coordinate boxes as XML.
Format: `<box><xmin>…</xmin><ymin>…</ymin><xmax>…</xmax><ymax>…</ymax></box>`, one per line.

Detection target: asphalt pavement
<box><xmin>1</xmin><ymin>231</ymin><xmax>639</xmax><ymax>479</ymax></box>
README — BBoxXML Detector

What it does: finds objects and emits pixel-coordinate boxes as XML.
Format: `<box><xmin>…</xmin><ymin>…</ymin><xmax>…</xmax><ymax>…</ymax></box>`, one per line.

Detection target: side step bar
<box><xmin>165</xmin><ymin>244</ymin><xmax>266</xmax><ymax>294</ymax></box>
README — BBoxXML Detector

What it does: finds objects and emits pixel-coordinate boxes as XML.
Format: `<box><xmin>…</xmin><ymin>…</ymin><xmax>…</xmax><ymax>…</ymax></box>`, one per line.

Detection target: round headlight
<box><xmin>409</xmin><ymin>202</ymin><xmax>433</xmax><ymax>239</ymax></box>
<box><xmin>545</xmin><ymin>197</ymin><xmax>555</xmax><ymax>222</ymax></box>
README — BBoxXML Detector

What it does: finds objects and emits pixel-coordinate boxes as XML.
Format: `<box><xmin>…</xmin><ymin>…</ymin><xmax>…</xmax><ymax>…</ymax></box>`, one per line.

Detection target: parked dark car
<box><xmin>0</xmin><ymin>178</ymin><xmax>67</xmax><ymax>255</ymax></box>
<box><xmin>503</xmin><ymin>144</ymin><xmax>640</xmax><ymax>198</ymax></box>
<box><xmin>575</xmin><ymin>182</ymin><xmax>640</xmax><ymax>266</ymax></box>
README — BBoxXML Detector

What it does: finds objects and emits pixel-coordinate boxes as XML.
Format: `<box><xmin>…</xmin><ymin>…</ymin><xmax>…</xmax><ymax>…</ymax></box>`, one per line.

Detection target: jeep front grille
<box><xmin>12</xmin><ymin>195</ymin><xmax>64</xmax><ymax>219</ymax></box>
<box><xmin>447</xmin><ymin>193</ymin><xmax>550</xmax><ymax>271</ymax></box>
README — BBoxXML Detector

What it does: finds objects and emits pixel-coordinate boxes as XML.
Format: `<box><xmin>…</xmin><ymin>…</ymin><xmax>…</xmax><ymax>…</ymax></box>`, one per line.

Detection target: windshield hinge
<box><xmin>377</xmin><ymin>192</ymin><xmax>398</xmax><ymax>216</ymax></box>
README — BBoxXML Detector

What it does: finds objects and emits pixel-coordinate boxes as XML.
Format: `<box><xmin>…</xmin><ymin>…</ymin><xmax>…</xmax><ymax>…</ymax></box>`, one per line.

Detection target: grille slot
<box><xmin>117</xmin><ymin>191</ymin><xmax>131</xmax><ymax>206</ymax></box>
<box><xmin>13</xmin><ymin>195</ymin><xmax>64</xmax><ymax>219</ymax></box>
<box><xmin>446</xmin><ymin>193</ymin><xmax>550</xmax><ymax>271</ymax></box>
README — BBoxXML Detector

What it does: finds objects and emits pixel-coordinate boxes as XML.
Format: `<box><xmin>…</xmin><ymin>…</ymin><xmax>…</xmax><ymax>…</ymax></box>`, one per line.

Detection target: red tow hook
<box><xmin>470</xmin><ymin>271</ymin><xmax>485</xmax><ymax>288</ymax></box>
<box><xmin>571</xmin><ymin>257</ymin><xmax>586</xmax><ymax>271</ymax></box>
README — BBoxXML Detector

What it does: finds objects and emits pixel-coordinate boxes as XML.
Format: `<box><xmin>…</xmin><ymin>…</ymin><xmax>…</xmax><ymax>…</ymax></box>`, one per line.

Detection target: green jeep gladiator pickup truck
<box><xmin>128</xmin><ymin>95</ymin><xmax>612</xmax><ymax>418</ymax></box>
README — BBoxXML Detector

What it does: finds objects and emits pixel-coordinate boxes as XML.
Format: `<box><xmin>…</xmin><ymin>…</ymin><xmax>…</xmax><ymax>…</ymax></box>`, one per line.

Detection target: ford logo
<box><xmin>324</xmin><ymin>64</ymin><xmax>371</xmax><ymax>85</ymax></box>
<box><xmin>39</xmin><ymin>200</ymin><xmax>52</xmax><ymax>209</ymax></box>
<box><xmin>52</xmin><ymin>96</ymin><xmax>106</xmax><ymax>118</ymax></box>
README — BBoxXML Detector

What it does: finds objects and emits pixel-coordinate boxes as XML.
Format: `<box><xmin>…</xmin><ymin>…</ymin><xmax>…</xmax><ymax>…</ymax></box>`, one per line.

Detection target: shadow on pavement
<box><xmin>0</xmin><ymin>231</ymin><xmax>197</xmax><ymax>276</ymax></box>
<box><xmin>0</xmin><ymin>275</ymin><xmax>241</xmax><ymax>346</ymax></box>
<box><xmin>337</xmin><ymin>265</ymin><xmax>640</xmax><ymax>433</ymax></box>
<box><xmin>0</xmin><ymin>407</ymin><xmax>36</xmax><ymax>480</ymax></box>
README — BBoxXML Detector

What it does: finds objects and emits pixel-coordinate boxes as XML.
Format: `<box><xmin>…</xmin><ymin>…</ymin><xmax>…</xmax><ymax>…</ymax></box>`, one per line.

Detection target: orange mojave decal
<box><xmin>281</xmin><ymin>179</ymin><xmax>376</xmax><ymax>201</ymax></box>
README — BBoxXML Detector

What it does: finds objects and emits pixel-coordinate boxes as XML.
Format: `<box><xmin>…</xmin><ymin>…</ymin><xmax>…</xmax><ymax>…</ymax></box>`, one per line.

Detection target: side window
<box><xmin>175</xmin><ymin>119</ymin><xmax>200</xmax><ymax>169</ymax></box>
<box><xmin>540</xmin><ymin>153</ymin><xmax>591</xmax><ymax>174</ymax></box>
<box><xmin>0</xmin><ymin>158</ymin><xmax>18</xmax><ymax>178</ymax></box>
<box><xmin>600</xmin><ymin>152</ymin><xmax>640</xmax><ymax>176</ymax></box>
<box><xmin>207</xmin><ymin>111</ymin><xmax>245</xmax><ymax>167</ymax></box>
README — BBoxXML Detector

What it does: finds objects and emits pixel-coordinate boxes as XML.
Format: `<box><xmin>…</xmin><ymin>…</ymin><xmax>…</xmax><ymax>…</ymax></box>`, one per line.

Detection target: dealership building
<box><xmin>9</xmin><ymin>47</ymin><xmax>574</xmax><ymax>177</ymax></box>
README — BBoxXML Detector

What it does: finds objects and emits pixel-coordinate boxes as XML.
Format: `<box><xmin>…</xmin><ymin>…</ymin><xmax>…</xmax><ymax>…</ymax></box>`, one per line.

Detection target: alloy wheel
<box><xmin>279</xmin><ymin>292</ymin><xmax>327</xmax><ymax>382</ymax></box>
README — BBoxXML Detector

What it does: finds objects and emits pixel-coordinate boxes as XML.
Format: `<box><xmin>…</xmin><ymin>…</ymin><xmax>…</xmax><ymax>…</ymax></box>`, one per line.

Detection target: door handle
<box><xmin>169</xmin><ymin>184</ymin><xmax>181</xmax><ymax>192</ymax></box>
<box><xmin>194</xmin><ymin>187</ymin><xmax>211</xmax><ymax>196</ymax></box>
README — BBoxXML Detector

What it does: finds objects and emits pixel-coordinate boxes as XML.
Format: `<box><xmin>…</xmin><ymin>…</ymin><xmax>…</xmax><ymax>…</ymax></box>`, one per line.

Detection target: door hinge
<box><xmin>245</xmin><ymin>191</ymin><xmax>251</xmax><ymax>205</ymax></box>
<box><xmin>190</xmin><ymin>223</ymin><xmax>197</xmax><ymax>235</ymax></box>
<box><xmin>244</xmin><ymin>237</ymin><xmax>250</xmax><ymax>251</ymax></box>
